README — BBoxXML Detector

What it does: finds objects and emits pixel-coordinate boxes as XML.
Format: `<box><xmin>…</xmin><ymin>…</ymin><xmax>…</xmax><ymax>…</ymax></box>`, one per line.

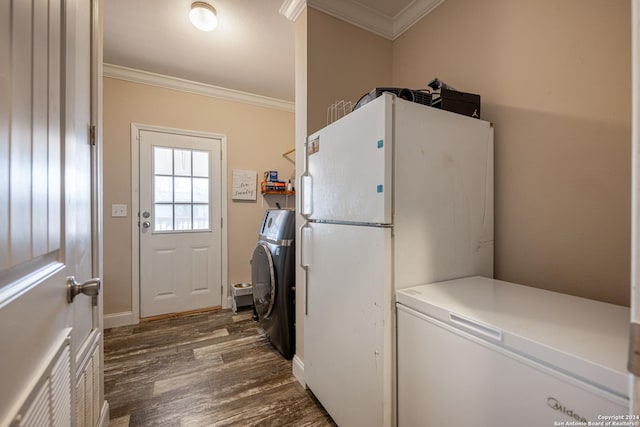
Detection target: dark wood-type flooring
<box><xmin>104</xmin><ymin>308</ymin><xmax>336</xmax><ymax>427</ymax></box>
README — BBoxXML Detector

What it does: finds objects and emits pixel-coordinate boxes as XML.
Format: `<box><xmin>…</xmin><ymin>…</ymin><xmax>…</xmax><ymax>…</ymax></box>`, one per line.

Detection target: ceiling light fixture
<box><xmin>189</xmin><ymin>2</ymin><xmax>218</xmax><ymax>32</ymax></box>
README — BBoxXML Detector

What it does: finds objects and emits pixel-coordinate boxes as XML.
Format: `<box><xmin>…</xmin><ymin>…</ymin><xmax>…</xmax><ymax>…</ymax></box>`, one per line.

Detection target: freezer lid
<box><xmin>304</xmin><ymin>93</ymin><xmax>393</xmax><ymax>224</ymax></box>
<box><xmin>396</xmin><ymin>276</ymin><xmax>630</xmax><ymax>399</ymax></box>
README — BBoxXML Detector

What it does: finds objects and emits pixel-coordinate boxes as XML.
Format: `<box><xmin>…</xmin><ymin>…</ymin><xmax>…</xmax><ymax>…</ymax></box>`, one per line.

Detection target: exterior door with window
<box><xmin>139</xmin><ymin>129</ymin><xmax>223</xmax><ymax>318</ymax></box>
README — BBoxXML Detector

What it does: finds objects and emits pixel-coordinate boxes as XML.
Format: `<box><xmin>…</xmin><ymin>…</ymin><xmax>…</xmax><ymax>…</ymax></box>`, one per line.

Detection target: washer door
<box><xmin>251</xmin><ymin>243</ymin><xmax>276</xmax><ymax>319</ymax></box>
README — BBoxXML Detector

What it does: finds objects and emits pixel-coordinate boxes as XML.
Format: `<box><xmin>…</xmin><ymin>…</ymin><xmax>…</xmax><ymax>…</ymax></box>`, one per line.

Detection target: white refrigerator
<box><xmin>300</xmin><ymin>93</ymin><xmax>494</xmax><ymax>426</ymax></box>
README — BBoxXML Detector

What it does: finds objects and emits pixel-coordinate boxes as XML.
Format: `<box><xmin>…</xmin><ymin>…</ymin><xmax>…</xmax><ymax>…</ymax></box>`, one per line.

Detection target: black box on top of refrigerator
<box><xmin>431</xmin><ymin>88</ymin><xmax>481</xmax><ymax>119</ymax></box>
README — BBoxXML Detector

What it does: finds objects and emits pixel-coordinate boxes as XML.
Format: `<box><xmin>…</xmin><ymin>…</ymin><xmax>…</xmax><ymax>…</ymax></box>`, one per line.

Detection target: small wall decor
<box><xmin>232</xmin><ymin>169</ymin><xmax>257</xmax><ymax>200</ymax></box>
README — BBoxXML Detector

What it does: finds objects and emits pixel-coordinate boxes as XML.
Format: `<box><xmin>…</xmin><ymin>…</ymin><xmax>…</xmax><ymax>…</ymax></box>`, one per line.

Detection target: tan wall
<box><xmin>307</xmin><ymin>9</ymin><xmax>393</xmax><ymax>134</ymax></box>
<box><xmin>392</xmin><ymin>0</ymin><xmax>631</xmax><ymax>305</ymax></box>
<box><xmin>103</xmin><ymin>77</ymin><xmax>294</xmax><ymax>315</ymax></box>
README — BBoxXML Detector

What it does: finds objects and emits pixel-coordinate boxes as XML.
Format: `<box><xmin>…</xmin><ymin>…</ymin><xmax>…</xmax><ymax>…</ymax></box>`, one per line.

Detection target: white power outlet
<box><xmin>111</xmin><ymin>204</ymin><xmax>127</xmax><ymax>217</ymax></box>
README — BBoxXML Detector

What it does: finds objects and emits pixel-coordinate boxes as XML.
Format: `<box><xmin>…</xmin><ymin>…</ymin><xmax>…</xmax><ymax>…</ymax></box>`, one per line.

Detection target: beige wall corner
<box><xmin>392</xmin><ymin>0</ymin><xmax>631</xmax><ymax>305</ymax></box>
<box><xmin>307</xmin><ymin>8</ymin><xmax>393</xmax><ymax>134</ymax></box>
<box><xmin>103</xmin><ymin>77</ymin><xmax>294</xmax><ymax>316</ymax></box>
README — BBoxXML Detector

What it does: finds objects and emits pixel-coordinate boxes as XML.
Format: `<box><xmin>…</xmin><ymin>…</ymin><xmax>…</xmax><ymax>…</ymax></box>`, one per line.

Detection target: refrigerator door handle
<box><xmin>300</xmin><ymin>223</ymin><xmax>312</xmax><ymax>314</ymax></box>
<box><xmin>301</xmin><ymin>135</ymin><xmax>312</xmax><ymax>218</ymax></box>
<box><xmin>301</xmin><ymin>175</ymin><xmax>313</xmax><ymax>217</ymax></box>
<box><xmin>301</xmin><ymin>223</ymin><xmax>311</xmax><ymax>268</ymax></box>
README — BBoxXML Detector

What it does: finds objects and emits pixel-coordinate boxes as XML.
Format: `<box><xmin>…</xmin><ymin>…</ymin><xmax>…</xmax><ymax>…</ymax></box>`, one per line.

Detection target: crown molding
<box><xmin>279</xmin><ymin>0</ymin><xmax>306</xmax><ymax>21</ymax></box>
<box><xmin>280</xmin><ymin>0</ymin><xmax>445</xmax><ymax>40</ymax></box>
<box><xmin>308</xmin><ymin>0</ymin><xmax>393</xmax><ymax>39</ymax></box>
<box><xmin>392</xmin><ymin>0</ymin><xmax>445</xmax><ymax>37</ymax></box>
<box><xmin>103</xmin><ymin>64</ymin><xmax>295</xmax><ymax>113</ymax></box>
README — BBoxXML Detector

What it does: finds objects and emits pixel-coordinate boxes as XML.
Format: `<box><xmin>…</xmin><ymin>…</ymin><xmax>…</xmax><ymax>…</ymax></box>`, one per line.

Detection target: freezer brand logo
<box><xmin>546</xmin><ymin>397</ymin><xmax>587</xmax><ymax>423</ymax></box>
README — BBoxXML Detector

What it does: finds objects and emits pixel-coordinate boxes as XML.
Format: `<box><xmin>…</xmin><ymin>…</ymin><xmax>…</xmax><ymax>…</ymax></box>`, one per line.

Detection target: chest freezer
<box><xmin>396</xmin><ymin>276</ymin><xmax>631</xmax><ymax>427</ymax></box>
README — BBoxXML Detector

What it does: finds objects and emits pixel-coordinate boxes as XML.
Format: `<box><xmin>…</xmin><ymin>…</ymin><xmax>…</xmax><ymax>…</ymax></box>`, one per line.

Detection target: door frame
<box><xmin>130</xmin><ymin>123</ymin><xmax>228</xmax><ymax>322</ymax></box>
<box><xmin>91</xmin><ymin>0</ymin><xmax>108</xmax><ymax>424</ymax></box>
<box><xmin>631</xmin><ymin>0</ymin><xmax>640</xmax><ymax>413</ymax></box>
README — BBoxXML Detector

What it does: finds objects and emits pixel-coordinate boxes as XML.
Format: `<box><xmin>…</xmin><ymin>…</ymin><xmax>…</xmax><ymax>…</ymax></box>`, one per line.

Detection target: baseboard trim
<box><xmin>292</xmin><ymin>354</ymin><xmax>305</xmax><ymax>387</ymax></box>
<box><xmin>103</xmin><ymin>311</ymin><xmax>137</xmax><ymax>329</ymax></box>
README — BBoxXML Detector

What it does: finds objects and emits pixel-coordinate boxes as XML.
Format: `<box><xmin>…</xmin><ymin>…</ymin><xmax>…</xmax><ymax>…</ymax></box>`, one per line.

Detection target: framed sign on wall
<box><xmin>232</xmin><ymin>169</ymin><xmax>257</xmax><ymax>201</ymax></box>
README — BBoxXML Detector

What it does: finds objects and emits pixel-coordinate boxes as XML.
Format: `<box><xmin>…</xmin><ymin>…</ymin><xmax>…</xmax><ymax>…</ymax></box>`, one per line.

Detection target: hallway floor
<box><xmin>104</xmin><ymin>308</ymin><xmax>335</xmax><ymax>426</ymax></box>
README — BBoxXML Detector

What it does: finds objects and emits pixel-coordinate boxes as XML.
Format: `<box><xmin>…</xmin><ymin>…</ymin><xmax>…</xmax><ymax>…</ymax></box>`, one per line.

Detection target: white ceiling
<box><xmin>103</xmin><ymin>0</ymin><xmax>441</xmax><ymax>103</ymax></box>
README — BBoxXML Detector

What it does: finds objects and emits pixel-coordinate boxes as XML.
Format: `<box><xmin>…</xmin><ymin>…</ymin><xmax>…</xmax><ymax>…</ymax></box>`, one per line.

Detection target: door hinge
<box><xmin>629</xmin><ymin>322</ymin><xmax>640</xmax><ymax>375</ymax></box>
<box><xmin>221</xmin><ymin>218</ymin><xmax>223</xmax><ymax>228</ymax></box>
<box><xmin>89</xmin><ymin>125</ymin><xmax>96</xmax><ymax>146</ymax></box>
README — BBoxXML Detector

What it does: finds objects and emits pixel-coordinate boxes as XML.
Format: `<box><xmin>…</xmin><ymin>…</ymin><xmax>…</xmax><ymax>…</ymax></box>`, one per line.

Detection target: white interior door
<box><xmin>0</xmin><ymin>0</ymin><xmax>104</xmax><ymax>426</ymax></box>
<box><xmin>139</xmin><ymin>129</ymin><xmax>223</xmax><ymax>318</ymax></box>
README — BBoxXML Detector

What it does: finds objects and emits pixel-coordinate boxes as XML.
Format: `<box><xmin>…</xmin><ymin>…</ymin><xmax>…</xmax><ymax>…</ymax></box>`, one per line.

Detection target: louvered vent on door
<box><xmin>76</xmin><ymin>335</ymin><xmax>102</xmax><ymax>427</ymax></box>
<box><xmin>49</xmin><ymin>345</ymin><xmax>72</xmax><ymax>425</ymax></box>
<box><xmin>19</xmin><ymin>385</ymin><xmax>49</xmax><ymax>426</ymax></box>
<box><xmin>11</xmin><ymin>336</ymin><xmax>71</xmax><ymax>427</ymax></box>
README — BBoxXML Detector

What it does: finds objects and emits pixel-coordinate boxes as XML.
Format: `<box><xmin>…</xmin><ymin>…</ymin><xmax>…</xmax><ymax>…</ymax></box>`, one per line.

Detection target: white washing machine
<box><xmin>396</xmin><ymin>276</ymin><xmax>630</xmax><ymax>427</ymax></box>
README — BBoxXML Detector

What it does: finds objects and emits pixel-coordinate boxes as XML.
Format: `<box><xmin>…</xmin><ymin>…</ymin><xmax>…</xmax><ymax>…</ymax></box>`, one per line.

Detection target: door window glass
<box><xmin>193</xmin><ymin>205</ymin><xmax>209</xmax><ymax>230</ymax></box>
<box><xmin>174</xmin><ymin>150</ymin><xmax>192</xmax><ymax>176</ymax></box>
<box><xmin>192</xmin><ymin>151</ymin><xmax>208</xmax><ymax>177</ymax></box>
<box><xmin>174</xmin><ymin>204</ymin><xmax>192</xmax><ymax>230</ymax></box>
<box><xmin>174</xmin><ymin>177</ymin><xmax>192</xmax><ymax>203</ymax></box>
<box><xmin>154</xmin><ymin>147</ymin><xmax>173</xmax><ymax>175</ymax></box>
<box><xmin>155</xmin><ymin>204</ymin><xmax>173</xmax><ymax>231</ymax></box>
<box><xmin>154</xmin><ymin>176</ymin><xmax>173</xmax><ymax>203</ymax></box>
<box><xmin>193</xmin><ymin>178</ymin><xmax>209</xmax><ymax>203</ymax></box>
<box><xmin>153</xmin><ymin>147</ymin><xmax>210</xmax><ymax>232</ymax></box>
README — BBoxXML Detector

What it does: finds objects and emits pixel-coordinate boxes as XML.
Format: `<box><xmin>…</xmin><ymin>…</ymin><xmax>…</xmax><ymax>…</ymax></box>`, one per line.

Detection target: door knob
<box><xmin>67</xmin><ymin>276</ymin><xmax>101</xmax><ymax>303</ymax></box>
<box><xmin>142</xmin><ymin>220</ymin><xmax>151</xmax><ymax>229</ymax></box>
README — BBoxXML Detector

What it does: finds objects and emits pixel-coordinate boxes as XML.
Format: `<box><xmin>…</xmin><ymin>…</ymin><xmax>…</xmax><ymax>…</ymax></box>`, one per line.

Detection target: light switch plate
<box><xmin>111</xmin><ymin>204</ymin><xmax>127</xmax><ymax>217</ymax></box>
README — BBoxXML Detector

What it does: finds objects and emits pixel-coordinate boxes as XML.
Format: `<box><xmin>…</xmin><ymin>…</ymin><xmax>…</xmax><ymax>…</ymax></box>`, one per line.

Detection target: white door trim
<box><xmin>631</xmin><ymin>0</ymin><xmax>640</xmax><ymax>413</ymax></box>
<box><xmin>130</xmin><ymin>123</ymin><xmax>228</xmax><ymax>323</ymax></box>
